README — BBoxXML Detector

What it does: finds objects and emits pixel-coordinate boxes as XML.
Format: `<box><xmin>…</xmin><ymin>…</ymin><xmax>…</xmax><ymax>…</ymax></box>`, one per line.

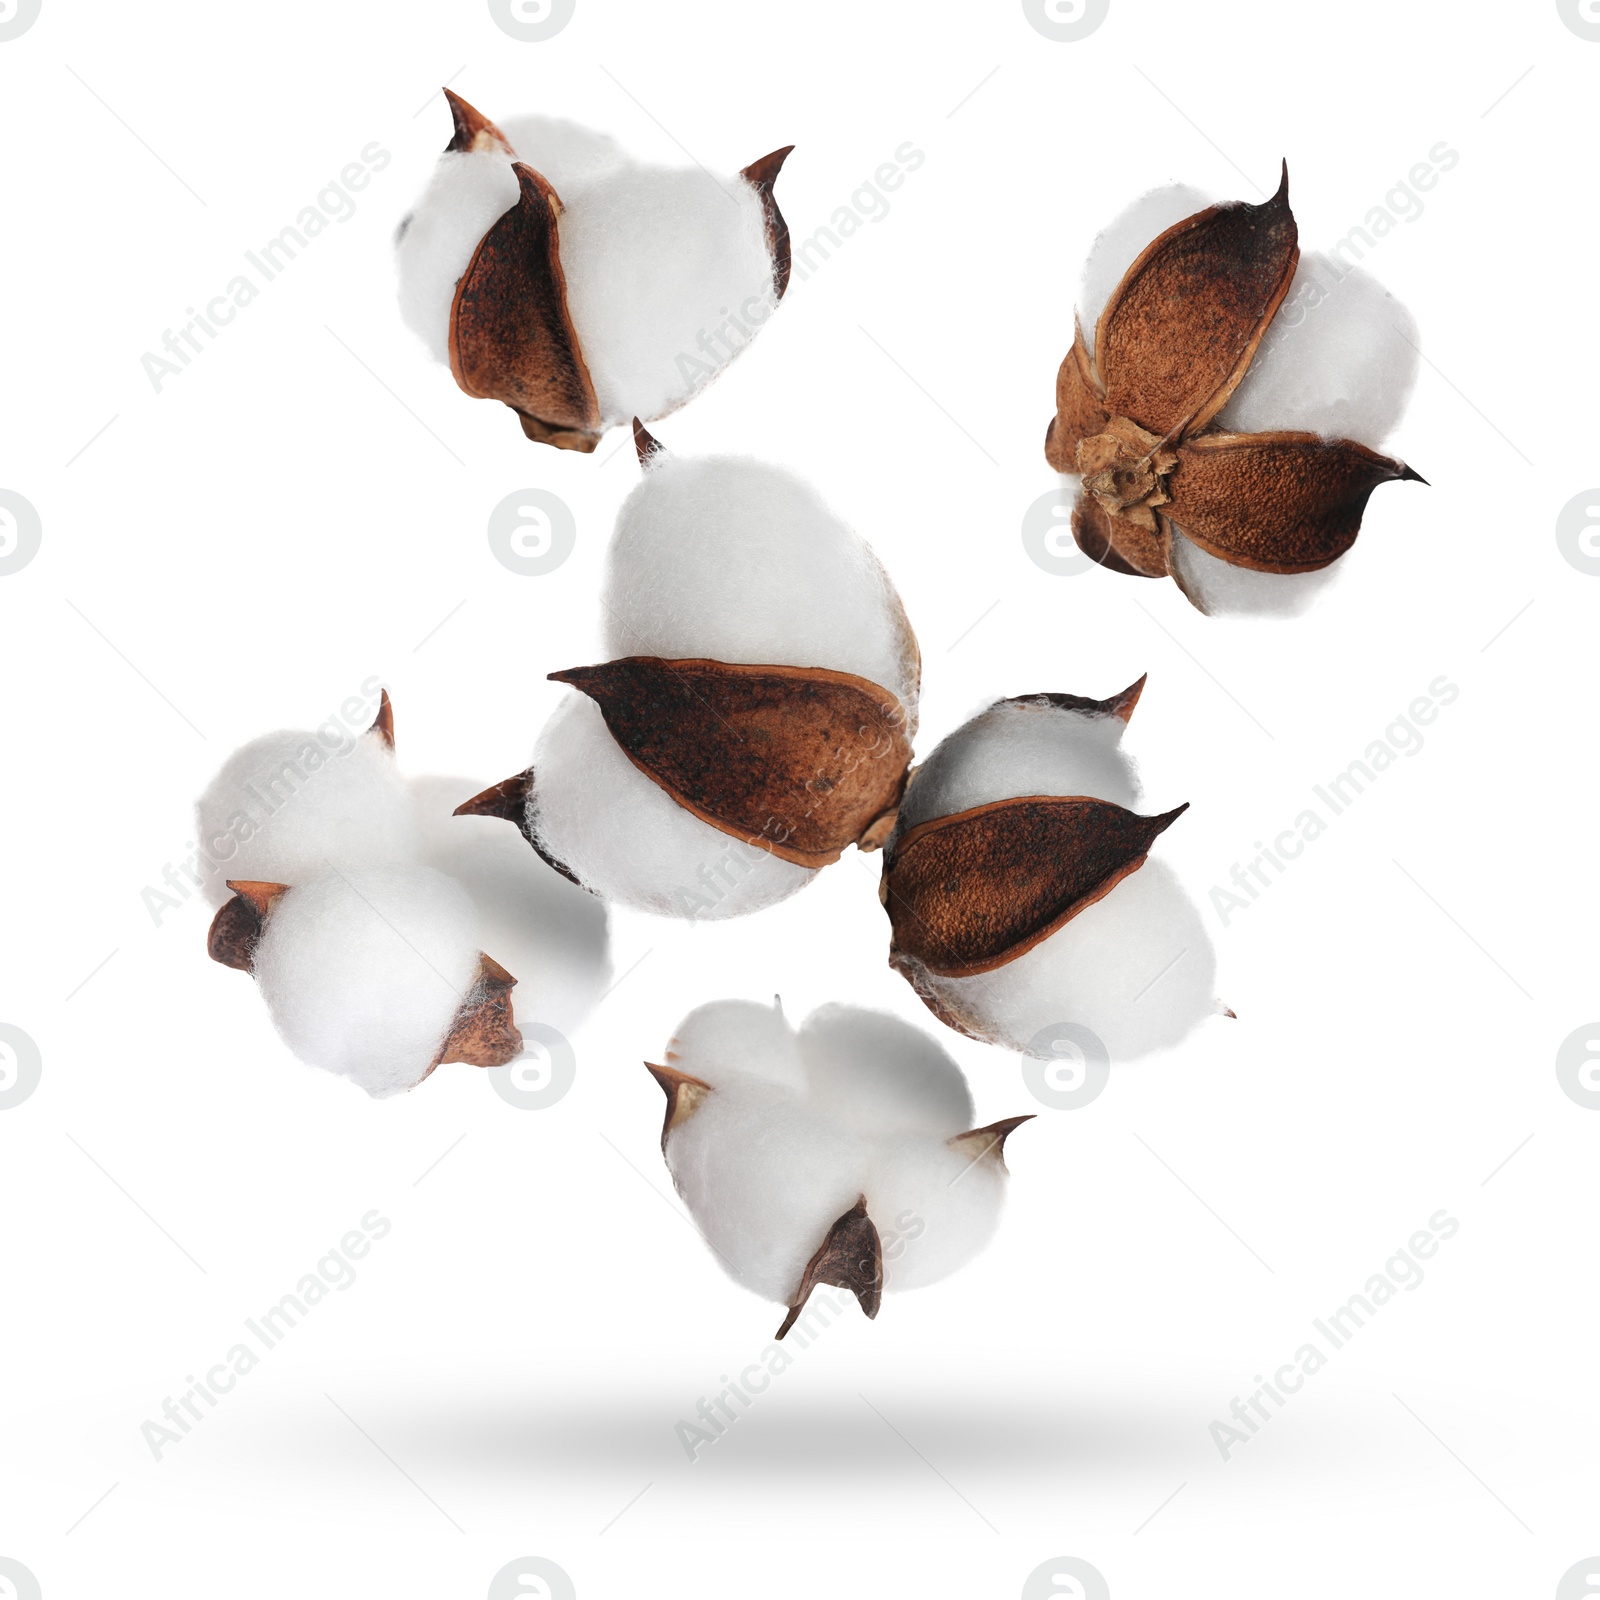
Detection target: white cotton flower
<box><xmin>395</xmin><ymin>92</ymin><xmax>791</xmax><ymax>449</ymax></box>
<box><xmin>653</xmin><ymin>1000</ymin><xmax>1029</xmax><ymax>1334</ymax></box>
<box><xmin>884</xmin><ymin>683</ymin><xmax>1219</xmax><ymax>1062</ymax></box>
<box><xmin>1051</xmin><ymin>176</ymin><xmax>1423</xmax><ymax>613</ymax></box>
<box><xmin>506</xmin><ymin>443</ymin><xmax>919</xmax><ymax>920</ymax></box>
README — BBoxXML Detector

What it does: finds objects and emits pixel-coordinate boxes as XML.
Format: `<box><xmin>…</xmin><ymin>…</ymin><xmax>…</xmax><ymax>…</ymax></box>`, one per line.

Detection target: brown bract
<box><xmin>440</xmin><ymin>92</ymin><xmax>792</xmax><ymax>451</ymax></box>
<box><xmin>776</xmin><ymin>1198</ymin><xmax>882</xmax><ymax>1340</ymax></box>
<box><xmin>452</xmin><ymin>769</ymin><xmax>586</xmax><ymax>888</ymax></box>
<box><xmin>428</xmin><ymin>953</ymin><xmax>523</xmax><ymax>1071</ymax></box>
<box><xmin>207</xmin><ymin>879</ymin><xmax>289</xmax><ymax>972</ymax></box>
<box><xmin>550</xmin><ymin>657</ymin><xmax>914</xmax><ymax>868</ymax></box>
<box><xmin>884</xmin><ymin>795</ymin><xmax>1188</xmax><ymax>978</ymax></box>
<box><xmin>1044</xmin><ymin>165</ymin><xmax>1423</xmax><ymax>594</ymax></box>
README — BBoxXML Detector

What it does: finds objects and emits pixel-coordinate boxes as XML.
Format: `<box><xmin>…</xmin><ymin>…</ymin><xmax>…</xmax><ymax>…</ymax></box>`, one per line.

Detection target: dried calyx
<box><xmin>436</xmin><ymin>92</ymin><xmax>792</xmax><ymax>451</ymax></box>
<box><xmin>884</xmin><ymin>679</ymin><xmax>1179</xmax><ymax>979</ymax></box>
<box><xmin>455</xmin><ymin>422</ymin><xmax>917</xmax><ymax>904</ymax></box>
<box><xmin>1045</xmin><ymin>165</ymin><xmax>1424</xmax><ymax>602</ymax></box>
<box><xmin>881</xmin><ymin>677</ymin><xmax>1219</xmax><ymax>1058</ymax></box>
<box><xmin>204</xmin><ymin>696</ymin><xmax>523</xmax><ymax>1082</ymax></box>
<box><xmin>647</xmin><ymin>1000</ymin><xmax>1031</xmax><ymax>1338</ymax></box>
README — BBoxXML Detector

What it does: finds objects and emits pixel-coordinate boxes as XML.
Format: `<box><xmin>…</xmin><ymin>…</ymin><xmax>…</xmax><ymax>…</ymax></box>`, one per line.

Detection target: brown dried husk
<box><xmin>1044</xmin><ymin>164</ymin><xmax>1423</xmax><ymax>587</ymax></box>
<box><xmin>440</xmin><ymin>93</ymin><xmax>792</xmax><ymax>451</ymax></box>
<box><xmin>551</xmin><ymin>657</ymin><xmax>915</xmax><ymax>868</ymax></box>
<box><xmin>885</xmin><ymin>795</ymin><xmax>1188</xmax><ymax>978</ymax></box>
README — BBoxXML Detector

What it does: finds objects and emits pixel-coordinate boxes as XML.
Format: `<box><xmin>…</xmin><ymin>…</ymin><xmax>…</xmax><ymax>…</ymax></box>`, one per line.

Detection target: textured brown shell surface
<box><xmin>206</xmin><ymin>882</ymin><xmax>288</xmax><ymax>972</ymax></box>
<box><xmin>886</xmin><ymin>795</ymin><xmax>1187</xmax><ymax>977</ymax></box>
<box><xmin>1167</xmin><ymin>430</ymin><xmax>1417</xmax><ymax>573</ymax></box>
<box><xmin>741</xmin><ymin>147</ymin><xmax>795</xmax><ymax>300</ymax></box>
<box><xmin>449</xmin><ymin>164</ymin><xmax>604</xmax><ymax>449</ymax></box>
<box><xmin>433</xmin><ymin>954</ymin><xmax>522</xmax><ymax>1069</ymax></box>
<box><xmin>1045</xmin><ymin>320</ymin><xmax>1109</xmax><ymax>472</ymax></box>
<box><xmin>1095</xmin><ymin>171</ymin><xmax>1299</xmax><ymax>438</ymax></box>
<box><xmin>776</xmin><ymin>1198</ymin><xmax>883</xmax><ymax>1340</ymax></box>
<box><xmin>552</xmin><ymin>657</ymin><xmax>913</xmax><ymax>868</ymax></box>
<box><xmin>1071</xmin><ymin>491</ymin><xmax>1169</xmax><ymax>578</ymax></box>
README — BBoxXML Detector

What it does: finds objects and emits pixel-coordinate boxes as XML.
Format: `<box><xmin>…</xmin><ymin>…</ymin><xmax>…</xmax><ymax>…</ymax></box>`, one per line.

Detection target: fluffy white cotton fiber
<box><xmin>396</xmin><ymin>151</ymin><xmax>525</xmax><ymax>364</ymax></box>
<box><xmin>530</xmin><ymin>447</ymin><xmax>916</xmax><ymax>919</ymax></box>
<box><xmin>1217</xmin><ymin>254</ymin><xmax>1419</xmax><ymax>447</ymax></box>
<box><xmin>395</xmin><ymin>110</ymin><xmax>780</xmax><ymax>428</ymax></box>
<box><xmin>253</xmin><ymin>868</ymin><xmax>484</xmax><ymax>1098</ymax></box>
<box><xmin>528</xmin><ymin>693</ymin><xmax>817</xmax><ymax>920</ymax></box>
<box><xmin>896</xmin><ymin>696</ymin><xmax>1138</xmax><ymax>836</ymax></box>
<box><xmin>910</xmin><ymin>859</ymin><xmax>1217</xmax><ymax>1061</ymax></box>
<box><xmin>797</xmin><ymin>1003</ymin><xmax>973</xmax><ymax>1139</ymax></box>
<box><xmin>1168</xmin><ymin>528</ymin><xmax>1343</xmax><ymax>619</ymax></box>
<box><xmin>556</xmin><ymin>165</ymin><xmax>777</xmax><ymax>425</ymax></box>
<box><xmin>409</xmin><ymin>775</ymin><xmax>610</xmax><ymax>1035</ymax></box>
<box><xmin>666</xmin><ymin>1078</ymin><xmax>873</xmax><ymax>1304</ymax></box>
<box><xmin>660</xmin><ymin>1001</ymin><xmax>1017</xmax><ymax>1309</ymax></box>
<box><xmin>894</xmin><ymin>694</ymin><xmax>1216</xmax><ymax>1062</ymax></box>
<box><xmin>194</xmin><ymin>727</ymin><xmax>418</xmax><ymax>908</ymax></box>
<box><xmin>496</xmin><ymin>116</ymin><xmax>627</xmax><ymax>191</ymax></box>
<box><xmin>1066</xmin><ymin>187</ymin><xmax>1419</xmax><ymax>616</ymax></box>
<box><xmin>602</xmin><ymin>453</ymin><xmax>919</xmax><ymax>715</ymax></box>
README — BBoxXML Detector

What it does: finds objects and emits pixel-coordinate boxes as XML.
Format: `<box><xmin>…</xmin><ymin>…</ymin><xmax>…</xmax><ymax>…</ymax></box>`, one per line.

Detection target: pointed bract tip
<box><xmin>949</xmin><ymin>1114</ymin><xmax>1036</xmax><ymax>1169</ymax></box>
<box><xmin>1276</xmin><ymin>158</ymin><xmax>1289</xmax><ymax>201</ymax></box>
<box><xmin>443</xmin><ymin>89</ymin><xmax>513</xmax><ymax>156</ymax></box>
<box><xmin>477</xmin><ymin>953</ymin><xmax>517</xmax><ymax>991</ymax></box>
<box><xmin>368</xmin><ymin>688</ymin><xmax>395</xmax><ymax>750</ymax></box>
<box><xmin>1398</xmin><ymin>463</ymin><xmax>1428</xmax><ymax>485</ymax></box>
<box><xmin>632</xmin><ymin>417</ymin><xmax>665</xmax><ymax>469</ymax></box>
<box><xmin>645</xmin><ymin>1061</ymin><xmax>713</xmax><ymax>1149</ymax></box>
<box><xmin>1110</xmin><ymin>672</ymin><xmax>1148</xmax><ymax>723</ymax></box>
<box><xmin>1155</xmin><ymin>801</ymin><xmax>1190</xmax><ymax>835</ymax></box>
<box><xmin>775</xmin><ymin>1196</ymin><xmax>882</xmax><ymax>1340</ymax></box>
<box><xmin>741</xmin><ymin>146</ymin><xmax>794</xmax><ymax>190</ymax></box>
<box><xmin>453</xmin><ymin>770</ymin><xmax>533</xmax><ymax>823</ymax></box>
<box><xmin>224</xmin><ymin>879</ymin><xmax>290</xmax><ymax>916</ymax></box>
<box><xmin>208</xmin><ymin>880</ymin><xmax>290</xmax><ymax>972</ymax></box>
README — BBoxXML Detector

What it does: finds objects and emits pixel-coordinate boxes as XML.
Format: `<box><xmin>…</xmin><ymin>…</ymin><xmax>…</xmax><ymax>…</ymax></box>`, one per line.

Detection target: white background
<box><xmin>1</xmin><ymin>1</ymin><xmax>1596</xmax><ymax>1596</ymax></box>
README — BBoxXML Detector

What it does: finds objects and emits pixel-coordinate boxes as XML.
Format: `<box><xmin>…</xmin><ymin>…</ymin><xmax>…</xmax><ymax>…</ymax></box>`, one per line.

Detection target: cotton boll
<box><xmin>252</xmin><ymin>868</ymin><xmax>485</xmax><ymax>1098</ymax></box>
<box><xmin>195</xmin><ymin>729</ymin><xmax>419</xmax><ymax>909</ymax></box>
<box><xmin>395</xmin><ymin>151</ymin><xmax>521</xmax><ymax>363</ymax></box>
<box><xmin>409</xmin><ymin>775</ymin><xmax>610</xmax><ymax>1034</ymax></box>
<box><xmin>797</xmin><ymin>1004</ymin><xmax>973</xmax><ymax>1139</ymax></box>
<box><xmin>869</xmin><ymin>1137</ymin><xmax>1005</xmax><ymax>1293</ymax></box>
<box><xmin>1169</xmin><ymin>527</ymin><xmax>1344</xmax><ymax>619</ymax></box>
<box><xmin>528</xmin><ymin>693</ymin><xmax>816</xmax><ymax>918</ymax></box>
<box><xmin>494</xmin><ymin>116</ymin><xmax>628</xmax><ymax>191</ymax></box>
<box><xmin>555</xmin><ymin>165</ymin><xmax>777</xmax><ymax>426</ymax></box>
<box><xmin>602</xmin><ymin>453</ymin><xmax>918</xmax><ymax>713</ymax></box>
<box><xmin>665</xmin><ymin>1078</ymin><xmax>871</xmax><ymax>1303</ymax></box>
<box><xmin>1216</xmin><ymin>256</ymin><xmax>1419</xmax><ymax>447</ymax></box>
<box><xmin>897</xmin><ymin>698</ymin><xmax>1139</xmax><ymax>838</ymax></box>
<box><xmin>909</xmin><ymin>860</ymin><xmax>1216</xmax><ymax>1061</ymax></box>
<box><xmin>667</xmin><ymin>997</ymin><xmax>806</xmax><ymax>1092</ymax></box>
<box><xmin>1079</xmin><ymin>183</ymin><xmax>1214</xmax><ymax>356</ymax></box>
